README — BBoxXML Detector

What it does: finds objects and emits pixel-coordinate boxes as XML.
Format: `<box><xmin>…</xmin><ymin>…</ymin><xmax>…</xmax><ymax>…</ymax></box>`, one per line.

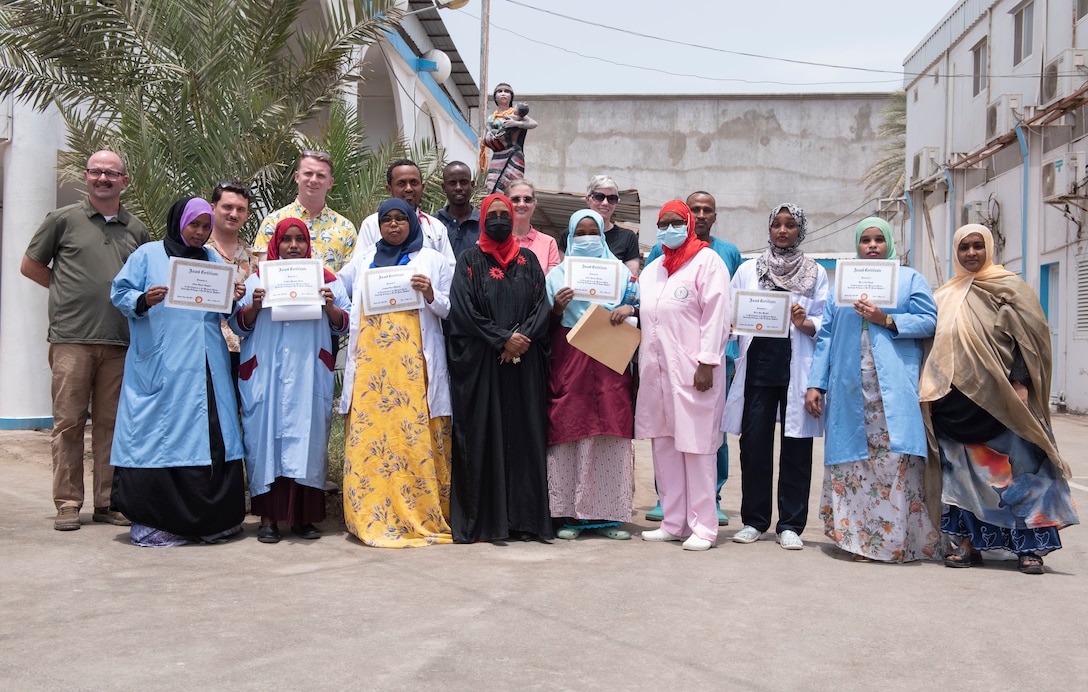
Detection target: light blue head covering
<box><xmin>854</xmin><ymin>216</ymin><xmax>897</xmax><ymax>260</ymax></box>
<box><xmin>545</xmin><ymin>208</ymin><xmax>631</xmax><ymax>328</ymax></box>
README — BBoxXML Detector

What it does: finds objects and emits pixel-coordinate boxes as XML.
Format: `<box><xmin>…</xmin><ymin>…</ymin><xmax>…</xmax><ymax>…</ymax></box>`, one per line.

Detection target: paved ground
<box><xmin>2</xmin><ymin>415</ymin><xmax>1088</xmax><ymax>690</ymax></box>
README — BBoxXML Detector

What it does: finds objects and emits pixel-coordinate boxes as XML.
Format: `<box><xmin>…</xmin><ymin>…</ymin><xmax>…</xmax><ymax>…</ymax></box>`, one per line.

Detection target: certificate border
<box><xmin>565</xmin><ymin>256</ymin><xmax>624</xmax><ymax>304</ymax></box>
<box><xmin>260</xmin><ymin>258</ymin><xmax>324</xmax><ymax>307</ymax></box>
<box><xmin>732</xmin><ymin>289</ymin><xmax>791</xmax><ymax>338</ymax></box>
<box><xmin>834</xmin><ymin>259</ymin><xmax>899</xmax><ymax>307</ymax></box>
<box><xmin>165</xmin><ymin>257</ymin><xmax>235</xmax><ymax>313</ymax></box>
<box><xmin>361</xmin><ymin>265</ymin><xmax>424</xmax><ymax>316</ymax></box>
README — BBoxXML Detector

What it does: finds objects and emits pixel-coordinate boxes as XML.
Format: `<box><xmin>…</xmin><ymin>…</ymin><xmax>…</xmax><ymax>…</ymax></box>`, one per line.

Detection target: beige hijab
<box><xmin>919</xmin><ymin>224</ymin><xmax>1069</xmax><ymax>478</ymax></box>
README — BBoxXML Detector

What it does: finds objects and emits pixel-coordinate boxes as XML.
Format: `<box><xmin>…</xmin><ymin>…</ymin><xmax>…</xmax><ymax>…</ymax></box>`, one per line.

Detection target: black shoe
<box><xmin>257</xmin><ymin>523</ymin><xmax>281</xmax><ymax>544</ymax></box>
<box><xmin>291</xmin><ymin>523</ymin><xmax>321</xmax><ymax>540</ymax></box>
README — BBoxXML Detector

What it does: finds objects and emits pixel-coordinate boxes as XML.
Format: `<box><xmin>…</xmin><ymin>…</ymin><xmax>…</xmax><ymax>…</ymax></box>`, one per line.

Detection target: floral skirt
<box><xmin>820</xmin><ymin>331</ymin><xmax>941</xmax><ymax>562</ymax></box>
<box><xmin>342</xmin><ymin>309</ymin><xmax>453</xmax><ymax>548</ymax></box>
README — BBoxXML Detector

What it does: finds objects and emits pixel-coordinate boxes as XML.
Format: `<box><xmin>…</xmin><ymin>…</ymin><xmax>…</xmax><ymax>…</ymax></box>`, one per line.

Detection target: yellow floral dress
<box><xmin>343</xmin><ymin>309</ymin><xmax>452</xmax><ymax>547</ymax></box>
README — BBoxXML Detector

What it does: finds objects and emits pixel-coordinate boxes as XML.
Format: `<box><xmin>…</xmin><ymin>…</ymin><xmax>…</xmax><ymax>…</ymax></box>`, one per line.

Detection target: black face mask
<box><xmin>484</xmin><ymin>216</ymin><xmax>513</xmax><ymax>242</ymax></box>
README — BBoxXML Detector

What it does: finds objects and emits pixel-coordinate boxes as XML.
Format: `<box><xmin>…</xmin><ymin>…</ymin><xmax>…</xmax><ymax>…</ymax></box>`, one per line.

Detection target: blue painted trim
<box><xmin>385</xmin><ymin>31</ymin><xmax>478</xmax><ymax>145</ymax></box>
<box><xmin>944</xmin><ymin>168</ymin><xmax>955</xmax><ymax>279</ymax></box>
<box><xmin>415</xmin><ymin>58</ymin><xmax>437</xmax><ymax>72</ymax></box>
<box><xmin>816</xmin><ymin>258</ymin><xmax>837</xmax><ymax>269</ymax></box>
<box><xmin>1016</xmin><ymin>125</ymin><xmax>1029</xmax><ymax>281</ymax></box>
<box><xmin>904</xmin><ymin>193</ymin><xmax>916</xmax><ymax>269</ymax></box>
<box><xmin>0</xmin><ymin>417</ymin><xmax>52</xmax><ymax>430</ymax></box>
<box><xmin>1040</xmin><ymin>262</ymin><xmax>1057</xmax><ymax>321</ymax></box>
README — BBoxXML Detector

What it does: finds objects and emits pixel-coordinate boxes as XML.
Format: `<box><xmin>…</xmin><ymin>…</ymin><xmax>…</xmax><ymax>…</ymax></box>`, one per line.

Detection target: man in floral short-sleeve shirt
<box><xmin>253</xmin><ymin>151</ymin><xmax>356</xmax><ymax>272</ymax></box>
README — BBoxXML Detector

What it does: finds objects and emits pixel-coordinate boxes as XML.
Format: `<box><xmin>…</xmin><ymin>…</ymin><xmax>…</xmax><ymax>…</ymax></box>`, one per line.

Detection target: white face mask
<box><xmin>657</xmin><ymin>224</ymin><xmax>688</xmax><ymax>249</ymax></box>
<box><xmin>570</xmin><ymin>235</ymin><xmax>600</xmax><ymax>255</ymax></box>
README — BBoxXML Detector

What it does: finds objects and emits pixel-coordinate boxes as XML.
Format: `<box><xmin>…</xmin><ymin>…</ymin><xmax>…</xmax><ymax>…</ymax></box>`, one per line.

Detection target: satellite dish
<box><xmin>424</xmin><ymin>49</ymin><xmax>452</xmax><ymax>84</ymax></box>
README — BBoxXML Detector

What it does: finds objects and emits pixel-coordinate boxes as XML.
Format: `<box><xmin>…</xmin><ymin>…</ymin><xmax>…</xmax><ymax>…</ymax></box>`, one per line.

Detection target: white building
<box><xmin>0</xmin><ymin>1</ymin><xmax>478</xmax><ymax>429</ymax></box>
<box><xmin>905</xmin><ymin>0</ymin><xmax>1088</xmax><ymax>412</ymax></box>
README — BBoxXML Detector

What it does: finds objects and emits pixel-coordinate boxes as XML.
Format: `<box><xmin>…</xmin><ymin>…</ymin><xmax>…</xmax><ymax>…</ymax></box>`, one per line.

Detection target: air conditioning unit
<box><xmin>985</xmin><ymin>94</ymin><xmax>1021</xmax><ymax>142</ymax></box>
<box><xmin>1040</xmin><ymin>50</ymin><xmax>1088</xmax><ymax>105</ymax></box>
<box><xmin>962</xmin><ymin>200</ymin><xmax>988</xmax><ymax>226</ymax></box>
<box><xmin>911</xmin><ymin>146</ymin><xmax>941</xmax><ymax>180</ymax></box>
<box><xmin>1042</xmin><ymin>151</ymin><xmax>1083</xmax><ymax>200</ymax></box>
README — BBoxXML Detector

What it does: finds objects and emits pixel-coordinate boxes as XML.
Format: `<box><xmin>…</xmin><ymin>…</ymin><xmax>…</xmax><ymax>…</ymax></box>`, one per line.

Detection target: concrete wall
<box><xmin>517</xmin><ymin>93</ymin><xmax>896</xmax><ymax>256</ymax></box>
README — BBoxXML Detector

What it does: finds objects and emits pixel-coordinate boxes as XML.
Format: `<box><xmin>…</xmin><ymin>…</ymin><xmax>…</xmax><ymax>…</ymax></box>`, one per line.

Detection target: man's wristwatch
<box><xmin>884</xmin><ymin>314</ymin><xmax>895</xmax><ymax>329</ymax></box>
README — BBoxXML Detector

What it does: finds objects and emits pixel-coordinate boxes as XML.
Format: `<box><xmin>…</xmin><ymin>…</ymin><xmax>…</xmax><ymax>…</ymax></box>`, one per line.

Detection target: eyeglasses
<box><xmin>86</xmin><ymin>168</ymin><xmax>124</xmax><ymax>180</ymax></box>
<box><xmin>379</xmin><ymin>214</ymin><xmax>409</xmax><ymax>225</ymax></box>
<box><xmin>509</xmin><ymin>196</ymin><xmax>534</xmax><ymax>203</ymax></box>
<box><xmin>589</xmin><ymin>191</ymin><xmax>620</xmax><ymax>204</ymax></box>
<box><xmin>214</xmin><ymin>180</ymin><xmax>252</xmax><ymax>199</ymax></box>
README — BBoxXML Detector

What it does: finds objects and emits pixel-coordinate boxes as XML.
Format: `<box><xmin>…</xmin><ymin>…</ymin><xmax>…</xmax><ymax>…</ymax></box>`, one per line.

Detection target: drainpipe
<box><xmin>1015</xmin><ymin>124</ymin><xmax>1029</xmax><ymax>280</ymax></box>
<box><xmin>904</xmin><ymin>192</ymin><xmax>915</xmax><ymax>268</ymax></box>
<box><xmin>944</xmin><ymin>168</ymin><xmax>955</xmax><ymax>278</ymax></box>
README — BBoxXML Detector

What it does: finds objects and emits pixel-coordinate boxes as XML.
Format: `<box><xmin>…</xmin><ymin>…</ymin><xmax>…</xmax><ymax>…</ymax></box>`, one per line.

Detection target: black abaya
<box><xmin>448</xmin><ymin>246</ymin><xmax>552</xmax><ymax>542</ymax></box>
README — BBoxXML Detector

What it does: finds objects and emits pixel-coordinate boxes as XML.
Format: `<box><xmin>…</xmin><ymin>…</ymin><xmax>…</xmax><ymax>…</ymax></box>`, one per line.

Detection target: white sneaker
<box><xmin>777</xmin><ymin>529</ymin><xmax>804</xmax><ymax>550</ymax></box>
<box><xmin>641</xmin><ymin>528</ymin><xmax>683</xmax><ymax>542</ymax></box>
<box><xmin>682</xmin><ymin>534</ymin><xmax>714</xmax><ymax>551</ymax></box>
<box><xmin>731</xmin><ymin>525</ymin><xmax>762</xmax><ymax>543</ymax></box>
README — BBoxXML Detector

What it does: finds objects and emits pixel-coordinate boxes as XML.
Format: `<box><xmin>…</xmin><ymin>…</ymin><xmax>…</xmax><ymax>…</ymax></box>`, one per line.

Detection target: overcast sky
<box><xmin>440</xmin><ymin>0</ymin><xmax>960</xmax><ymax>96</ymax></box>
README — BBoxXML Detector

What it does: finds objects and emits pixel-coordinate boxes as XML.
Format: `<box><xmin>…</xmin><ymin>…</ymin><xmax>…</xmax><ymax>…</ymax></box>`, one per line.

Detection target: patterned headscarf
<box><xmin>854</xmin><ymin>216</ymin><xmax>897</xmax><ymax>260</ymax></box>
<box><xmin>659</xmin><ymin>200</ymin><xmax>707</xmax><ymax>276</ymax></box>
<box><xmin>755</xmin><ymin>202</ymin><xmax>819</xmax><ymax>297</ymax></box>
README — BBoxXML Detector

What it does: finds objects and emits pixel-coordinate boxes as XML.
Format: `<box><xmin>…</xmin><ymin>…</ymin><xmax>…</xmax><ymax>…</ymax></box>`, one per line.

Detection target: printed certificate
<box><xmin>834</xmin><ymin>259</ymin><xmax>899</xmax><ymax>307</ymax></box>
<box><xmin>260</xmin><ymin>259</ymin><xmax>323</xmax><ymax>307</ymax></box>
<box><xmin>165</xmin><ymin>257</ymin><xmax>236</xmax><ymax>313</ymax></box>
<box><xmin>565</xmin><ymin>257</ymin><xmax>623</xmax><ymax>304</ymax></box>
<box><xmin>732</xmin><ymin>290</ymin><xmax>791</xmax><ymax>338</ymax></box>
<box><xmin>361</xmin><ymin>266</ymin><xmax>423</xmax><ymax>315</ymax></box>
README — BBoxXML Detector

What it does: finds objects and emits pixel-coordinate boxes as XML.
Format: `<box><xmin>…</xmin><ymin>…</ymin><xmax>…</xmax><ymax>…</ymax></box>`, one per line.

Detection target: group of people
<box><xmin>25</xmin><ymin>143</ymin><xmax>1078</xmax><ymax>573</ymax></box>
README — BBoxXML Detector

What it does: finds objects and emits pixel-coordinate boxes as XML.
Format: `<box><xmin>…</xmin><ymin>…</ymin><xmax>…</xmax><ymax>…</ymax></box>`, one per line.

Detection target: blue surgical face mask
<box><xmin>570</xmin><ymin>235</ymin><xmax>600</xmax><ymax>256</ymax></box>
<box><xmin>657</xmin><ymin>224</ymin><xmax>688</xmax><ymax>249</ymax></box>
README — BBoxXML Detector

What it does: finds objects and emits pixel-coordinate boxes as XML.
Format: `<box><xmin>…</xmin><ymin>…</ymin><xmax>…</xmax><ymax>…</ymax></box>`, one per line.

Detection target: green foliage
<box><xmin>289</xmin><ymin>99</ymin><xmax>448</xmax><ymax>237</ymax></box>
<box><xmin>0</xmin><ymin>0</ymin><xmax>404</xmax><ymax>236</ymax></box>
<box><xmin>861</xmin><ymin>91</ymin><xmax>907</xmax><ymax>200</ymax></box>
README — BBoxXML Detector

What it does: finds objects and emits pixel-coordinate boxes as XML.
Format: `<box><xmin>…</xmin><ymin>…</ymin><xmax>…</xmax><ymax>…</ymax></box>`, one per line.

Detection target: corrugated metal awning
<box><xmin>530</xmin><ymin>188</ymin><xmax>641</xmax><ymax>240</ymax></box>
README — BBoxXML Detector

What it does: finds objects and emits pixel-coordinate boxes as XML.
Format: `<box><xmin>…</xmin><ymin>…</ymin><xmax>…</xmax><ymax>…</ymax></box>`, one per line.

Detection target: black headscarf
<box><xmin>164</xmin><ymin>197</ymin><xmax>213</xmax><ymax>260</ymax></box>
<box><xmin>371</xmin><ymin>198</ymin><xmax>424</xmax><ymax>268</ymax></box>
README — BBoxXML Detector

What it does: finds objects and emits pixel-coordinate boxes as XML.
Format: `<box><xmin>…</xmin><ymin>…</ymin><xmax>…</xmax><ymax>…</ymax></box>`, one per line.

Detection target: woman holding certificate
<box><xmin>545</xmin><ymin>209</ymin><xmax>636</xmax><ymax>540</ymax></box>
<box><xmin>919</xmin><ymin>224</ymin><xmax>1078</xmax><ymax>574</ymax></box>
<box><xmin>109</xmin><ymin>197</ymin><xmax>246</xmax><ymax>547</ymax></box>
<box><xmin>230</xmin><ymin>217</ymin><xmax>350</xmax><ymax>544</ymax></box>
<box><xmin>636</xmin><ymin>200</ymin><xmax>731</xmax><ymax>551</ymax></box>
<box><xmin>804</xmin><ymin>218</ymin><xmax>941</xmax><ymax>562</ymax></box>
<box><xmin>724</xmin><ymin>202</ymin><xmax>827</xmax><ymax>551</ymax></box>
<box><xmin>448</xmin><ymin>192</ymin><xmax>553</xmax><ymax>543</ymax></box>
<box><xmin>339</xmin><ymin>199</ymin><xmax>455</xmax><ymax>548</ymax></box>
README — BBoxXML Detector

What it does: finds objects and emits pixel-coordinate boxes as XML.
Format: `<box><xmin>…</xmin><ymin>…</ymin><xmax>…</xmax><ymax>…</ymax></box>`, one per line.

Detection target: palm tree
<box><xmin>296</xmin><ymin>98</ymin><xmax>448</xmax><ymax>232</ymax></box>
<box><xmin>0</xmin><ymin>0</ymin><xmax>406</xmax><ymax>236</ymax></box>
<box><xmin>861</xmin><ymin>91</ymin><xmax>907</xmax><ymax>200</ymax></box>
